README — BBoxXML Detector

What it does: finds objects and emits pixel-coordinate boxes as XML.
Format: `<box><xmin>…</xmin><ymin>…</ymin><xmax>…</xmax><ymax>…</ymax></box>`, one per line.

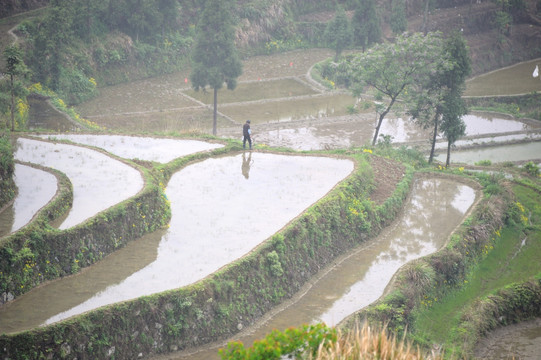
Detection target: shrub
<box><xmin>522</xmin><ymin>161</ymin><xmax>539</xmax><ymax>177</ymax></box>
<box><xmin>475</xmin><ymin>159</ymin><xmax>492</xmax><ymax>166</ymax></box>
<box><xmin>219</xmin><ymin>323</ymin><xmax>337</xmax><ymax>359</ymax></box>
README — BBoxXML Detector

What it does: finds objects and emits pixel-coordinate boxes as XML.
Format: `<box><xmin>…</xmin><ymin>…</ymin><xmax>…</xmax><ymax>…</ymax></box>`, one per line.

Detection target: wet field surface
<box><xmin>434</xmin><ymin>141</ymin><xmax>541</xmax><ymax>165</ymax></box>
<box><xmin>0</xmin><ymin>152</ymin><xmax>353</xmax><ymax>333</ymax></box>
<box><xmin>35</xmin><ymin>134</ymin><xmax>224</xmax><ymax>163</ymax></box>
<box><xmin>465</xmin><ymin>58</ymin><xmax>541</xmax><ymax>97</ymax></box>
<box><xmin>474</xmin><ymin>318</ymin><xmax>541</xmax><ymax>359</ymax></box>
<box><xmin>0</xmin><ymin>164</ymin><xmax>57</xmax><ymax>237</ymax></box>
<box><xmin>13</xmin><ymin>138</ymin><xmax>144</xmax><ymax>230</ymax></box>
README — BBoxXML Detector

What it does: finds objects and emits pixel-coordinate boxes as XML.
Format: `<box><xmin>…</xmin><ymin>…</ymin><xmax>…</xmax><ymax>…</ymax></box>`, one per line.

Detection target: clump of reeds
<box><xmin>311</xmin><ymin>323</ymin><xmax>442</xmax><ymax>360</ymax></box>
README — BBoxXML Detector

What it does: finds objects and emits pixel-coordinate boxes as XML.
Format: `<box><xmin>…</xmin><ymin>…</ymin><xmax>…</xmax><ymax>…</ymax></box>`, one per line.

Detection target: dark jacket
<box><xmin>243</xmin><ymin>123</ymin><xmax>251</xmax><ymax>137</ymax></box>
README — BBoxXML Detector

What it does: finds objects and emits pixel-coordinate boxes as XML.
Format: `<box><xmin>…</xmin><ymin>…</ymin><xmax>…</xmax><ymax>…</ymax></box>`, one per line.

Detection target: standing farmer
<box><xmin>243</xmin><ymin>120</ymin><xmax>252</xmax><ymax>150</ymax></box>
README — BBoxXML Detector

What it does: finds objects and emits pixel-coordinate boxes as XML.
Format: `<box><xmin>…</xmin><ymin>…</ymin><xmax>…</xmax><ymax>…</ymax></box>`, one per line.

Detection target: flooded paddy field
<box><xmin>35</xmin><ymin>134</ymin><xmax>224</xmax><ymax>163</ymax></box>
<box><xmin>434</xmin><ymin>141</ymin><xmax>541</xmax><ymax>165</ymax></box>
<box><xmin>156</xmin><ymin>176</ymin><xmax>477</xmax><ymax>360</ymax></box>
<box><xmin>13</xmin><ymin>138</ymin><xmax>144</xmax><ymax>229</ymax></box>
<box><xmin>184</xmin><ymin>78</ymin><xmax>319</xmax><ymax>104</ymax></box>
<box><xmin>0</xmin><ymin>164</ymin><xmax>57</xmax><ymax>237</ymax></box>
<box><xmin>465</xmin><ymin>58</ymin><xmax>541</xmax><ymax>96</ymax></box>
<box><xmin>27</xmin><ymin>97</ymin><xmax>81</xmax><ymax>132</ymax></box>
<box><xmin>0</xmin><ymin>152</ymin><xmax>353</xmax><ymax>333</ymax></box>
<box><xmin>2</xmin><ymin>134</ymin><xmax>224</xmax><ymax>236</ymax></box>
<box><xmin>219</xmin><ymin>93</ymin><xmax>358</xmax><ymax>124</ymax></box>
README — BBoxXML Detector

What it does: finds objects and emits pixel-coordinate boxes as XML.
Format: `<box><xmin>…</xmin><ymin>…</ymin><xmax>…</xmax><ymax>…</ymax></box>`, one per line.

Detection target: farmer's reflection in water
<box><xmin>242</xmin><ymin>152</ymin><xmax>253</xmax><ymax>179</ymax></box>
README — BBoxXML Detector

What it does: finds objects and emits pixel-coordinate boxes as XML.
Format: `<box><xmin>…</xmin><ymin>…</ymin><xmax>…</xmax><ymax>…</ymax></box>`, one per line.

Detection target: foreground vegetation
<box><xmin>219</xmin><ymin>322</ymin><xmax>442</xmax><ymax>360</ymax></box>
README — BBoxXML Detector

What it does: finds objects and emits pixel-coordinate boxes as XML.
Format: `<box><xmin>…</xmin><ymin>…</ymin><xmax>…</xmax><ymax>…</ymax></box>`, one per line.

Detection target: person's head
<box><xmin>246</xmin><ymin>120</ymin><xmax>251</xmax><ymax>124</ymax></box>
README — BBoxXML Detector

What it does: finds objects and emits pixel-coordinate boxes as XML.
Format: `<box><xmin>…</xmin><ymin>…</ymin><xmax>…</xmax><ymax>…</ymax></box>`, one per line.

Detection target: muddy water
<box><xmin>35</xmin><ymin>134</ymin><xmax>224</xmax><ymax>163</ymax></box>
<box><xmin>434</xmin><ymin>132</ymin><xmax>541</xmax><ymax>150</ymax></box>
<box><xmin>0</xmin><ymin>229</ymin><xmax>166</xmax><ymax>334</ymax></box>
<box><xmin>185</xmin><ymin>78</ymin><xmax>318</xmax><ymax>105</ymax></box>
<box><xmin>154</xmin><ymin>177</ymin><xmax>477</xmax><ymax>360</ymax></box>
<box><xmin>474</xmin><ymin>318</ymin><xmax>541</xmax><ymax>360</ymax></box>
<box><xmin>434</xmin><ymin>141</ymin><xmax>541</xmax><ymax>164</ymax></box>
<box><xmin>465</xmin><ymin>58</ymin><xmax>541</xmax><ymax>96</ymax></box>
<box><xmin>13</xmin><ymin>138</ymin><xmax>143</xmax><ymax>229</ymax></box>
<box><xmin>462</xmin><ymin>112</ymin><xmax>539</xmax><ymax>136</ymax></box>
<box><xmin>0</xmin><ymin>164</ymin><xmax>57</xmax><ymax>237</ymax></box>
<box><xmin>27</xmin><ymin>97</ymin><xmax>81</xmax><ymax>132</ymax></box>
<box><xmin>220</xmin><ymin>93</ymin><xmax>358</xmax><ymax>124</ymax></box>
<box><xmin>0</xmin><ymin>153</ymin><xmax>353</xmax><ymax>333</ymax></box>
<box><xmin>233</xmin><ymin>112</ymin><xmax>537</xmax><ymax>152</ymax></box>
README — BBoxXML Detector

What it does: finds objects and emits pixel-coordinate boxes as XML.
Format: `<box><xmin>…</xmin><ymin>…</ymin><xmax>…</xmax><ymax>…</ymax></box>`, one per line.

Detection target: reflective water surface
<box><xmin>0</xmin><ymin>164</ymin><xmax>57</xmax><ymax>237</ymax></box>
<box><xmin>27</xmin><ymin>97</ymin><xmax>81</xmax><ymax>132</ymax></box>
<box><xmin>155</xmin><ymin>177</ymin><xmax>477</xmax><ymax>360</ymax></box>
<box><xmin>0</xmin><ymin>153</ymin><xmax>353</xmax><ymax>333</ymax></box>
<box><xmin>35</xmin><ymin>134</ymin><xmax>224</xmax><ymax>163</ymax></box>
<box><xmin>465</xmin><ymin>58</ymin><xmax>541</xmax><ymax>96</ymax></box>
<box><xmin>13</xmin><ymin>138</ymin><xmax>144</xmax><ymax>229</ymax></box>
<box><xmin>435</xmin><ymin>141</ymin><xmax>541</xmax><ymax>164</ymax></box>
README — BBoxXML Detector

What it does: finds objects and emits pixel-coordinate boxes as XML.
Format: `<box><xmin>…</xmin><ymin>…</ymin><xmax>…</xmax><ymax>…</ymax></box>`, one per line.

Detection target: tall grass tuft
<box><xmin>312</xmin><ymin>323</ymin><xmax>442</xmax><ymax>360</ymax></box>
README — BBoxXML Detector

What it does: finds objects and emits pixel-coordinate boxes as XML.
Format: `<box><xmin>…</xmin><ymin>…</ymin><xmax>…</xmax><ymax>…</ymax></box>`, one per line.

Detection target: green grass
<box><xmin>411</xmin><ymin>184</ymin><xmax>541</xmax><ymax>355</ymax></box>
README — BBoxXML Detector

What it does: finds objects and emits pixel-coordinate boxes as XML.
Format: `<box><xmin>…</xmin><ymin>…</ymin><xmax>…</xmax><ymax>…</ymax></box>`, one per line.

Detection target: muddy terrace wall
<box><xmin>342</xmin><ymin>173</ymin><xmax>541</xmax><ymax>356</ymax></box>
<box><xmin>0</xmin><ymin>152</ymin><xmax>415</xmax><ymax>359</ymax></box>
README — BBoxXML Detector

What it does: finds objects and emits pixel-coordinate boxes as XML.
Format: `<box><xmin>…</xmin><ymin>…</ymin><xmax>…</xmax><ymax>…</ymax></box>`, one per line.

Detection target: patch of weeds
<box><xmin>475</xmin><ymin>159</ymin><xmax>492</xmax><ymax>166</ymax></box>
<box><xmin>346</xmin><ymin>104</ymin><xmax>358</xmax><ymax>114</ymax></box>
<box><xmin>266</xmin><ymin>251</ymin><xmax>284</xmax><ymax>277</ymax></box>
<box><xmin>522</xmin><ymin>161</ymin><xmax>539</xmax><ymax>177</ymax></box>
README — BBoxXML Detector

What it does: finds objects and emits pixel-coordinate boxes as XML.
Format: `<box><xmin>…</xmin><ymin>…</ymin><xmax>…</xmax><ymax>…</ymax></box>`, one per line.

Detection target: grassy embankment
<box><xmin>411</xmin><ymin>180</ymin><xmax>541</xmax><ymax>358</ymax></box>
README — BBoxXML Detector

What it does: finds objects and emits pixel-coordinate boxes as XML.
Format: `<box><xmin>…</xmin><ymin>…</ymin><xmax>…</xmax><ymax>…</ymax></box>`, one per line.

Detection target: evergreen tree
<box><xmin>351</xmin><ymin>0</ymin><xmax>381</xmax><ymax>51</ymax></box>
<box><xmin>324</xmin><ymin>6</ymin><xmax>352</xmax><ymax>62</ymax></box>
<box><xmin>390</xmin><ymin>0</ymin><xmax>407</xmax><ymax>35</ymax></box>
<box><xmin>439</xmin><ymin>31</ymin><xmax>471</xmax><ymax>167</ymax></box>
<box><xmin>3</xmin><ymin>45</ymin><xmax>30</xmax><ymax>131</ymax></box>
<box><xmin>407</xmin><ymin>31</ymin><xmax>471</xmax><ymax>165</ymax></box>
<box><xmin>190</xmin><ymin>0</ymin><xmax>242</xmax><ymax>136</ymax></box>
<box><xmin>440</xmin><ymin>88</ymin><xmax>467</xmax><ymax>167</ymax></box>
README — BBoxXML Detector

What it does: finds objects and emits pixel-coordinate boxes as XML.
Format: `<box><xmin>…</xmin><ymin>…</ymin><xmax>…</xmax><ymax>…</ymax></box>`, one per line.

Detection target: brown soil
<box><xmin>368</xmin><ymin>155</ymin><xmax>406</xmax><ymax>205</ymax></box>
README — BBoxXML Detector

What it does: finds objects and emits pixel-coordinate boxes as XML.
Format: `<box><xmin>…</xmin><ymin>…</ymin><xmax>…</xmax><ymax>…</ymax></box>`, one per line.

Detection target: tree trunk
<box><xmin>10</xmin><ymin>74</ymin><xmax>15</xmax><ymax>131</ymax></box>
<box><xmin>428</xmin><ymin>112</ymin><xmax>440</xmax><ymax>163</ymax></box>
<box><xmin>446</xmin><ymin>140</ymin><xmax>451</xmax><ymax>168</ymax></box>
<box><xmin>213</xmin><ymin>87</ymin><xmax>218</xmax><ymax>136</ymax></box>
<box><xmin>371</xmin><ymin>96</ymin><xmax>397</xmax><ymax>145</ymax></box>
<box><xmin>422</xmin><ymin>0</ymin><xmax>429</xmax><ymax>35</ymax></box>
<box><xmin>372</xmin><ymin>113</ymin><xmax>385</xmax><ymax>145</ymax></box>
